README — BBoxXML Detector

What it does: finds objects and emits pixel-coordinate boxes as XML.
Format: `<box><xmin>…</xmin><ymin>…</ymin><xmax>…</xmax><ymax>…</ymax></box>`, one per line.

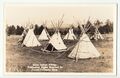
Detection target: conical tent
<box><xmin>90</xmin><ymin>27</ymin><xmax>104</xmax><ymax>41</ymax></box>
<box><xmin>64</xmin><ymin>28</ymin><xmax>77</xmax><ymax>40</ymax></box>
<box><xmin>93</xmin><ymin>32</ymin><xmax>104</xmax><ymax>41</ymax></box>
<box><xmin>44</xmin><ymin>15</ymin><xmax>67</xmax><ymax>52</ymax></box>
<box><xmin>91</xmin><ymin>20</ymin><xmax>104</xmax><ymax>41</ymax></box>
<box><xmin>22</xmin><ymin>28</ymin><xmax>41</xmax><ymax>47</ymax></box>
<box><xmin>38</xmin><ymin>28</ymin><xmax>50</xmax><ymax>40</ymax></box>
<box><xmin>68</xmin><ymin>25</ymin><xmax>100</xmax><ymax>61</ymax></box>
<box><xmin>45</xmin><ymin>30</ymin><xmax>67</xmax><ymax>52</ymax></box>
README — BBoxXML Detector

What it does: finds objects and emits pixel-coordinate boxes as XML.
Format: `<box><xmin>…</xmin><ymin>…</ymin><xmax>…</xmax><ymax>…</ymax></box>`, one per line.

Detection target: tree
<box><xmin>20</xmin><ymin>26</ymin><xmax>24</xmax><ymax>34</ymax></box>
<box><xmin>16</xmin><ymin>25</ymin><xmax>22</xmax><ymax>35</ymax></box>
<box><xmin>103</xmin><ymin>19</ymin><xmax>113</xmax><ymax>33</ymax></box>
<box><xmin>34</xmin><ymin>24</ymin><xmax>39</xmax><ymax>35</ymax></box>
<box><xmin>38</xmin><ymin>25</ymin><xmax>44</xmax><ymax>35</ymax></box>
<box><xmin>7</xmin><ymin>25</ymin><xmax>16</xmax><ymax>35</ymax></box>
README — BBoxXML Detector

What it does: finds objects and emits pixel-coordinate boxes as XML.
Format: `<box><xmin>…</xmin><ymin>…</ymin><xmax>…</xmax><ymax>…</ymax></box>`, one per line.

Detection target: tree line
<box><xmin>6</xmin><ymin>20</ymin><xmax>113</xmax><ymax>36</ymax></box>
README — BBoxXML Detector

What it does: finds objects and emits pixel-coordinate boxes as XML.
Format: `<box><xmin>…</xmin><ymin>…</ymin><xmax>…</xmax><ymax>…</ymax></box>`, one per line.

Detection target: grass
<box><xmin>6</xmin><ymin>34</ymin><xmax>113</xmax><ymax>72</ymax></box>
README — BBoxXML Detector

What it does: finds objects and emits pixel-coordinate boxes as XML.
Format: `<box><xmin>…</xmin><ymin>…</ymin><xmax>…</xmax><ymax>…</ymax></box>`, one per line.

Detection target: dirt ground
<box><xmin>6</xmin><ymin>34</ymin><xmax>113</xmax><ymax>72</ymax></box>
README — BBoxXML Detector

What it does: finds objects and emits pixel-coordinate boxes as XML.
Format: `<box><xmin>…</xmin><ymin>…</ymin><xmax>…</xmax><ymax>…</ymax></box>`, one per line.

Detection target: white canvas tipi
<box><xmin>22</xmin><ymin>25</ymin><xmax>41</xmax><ymax>47</ymax></box>
<box><xmin>45</xmin><ymin>30</ymin><xmax>67</xmax><ymax>52</ymax></box>
<box><xmin>64</xmin><ymin>28</ymin><xmax>77</xmax><ymax>40</ymax></box>
<box><xmin>68</xmin><ymin>26</ymin><xmax>100</xmax><ymax>61</ymax></box>
<box><xmin>44</xmin><ymin>15</ymin><xmax>67</xmax><ymax>52</ymax></box>
<box><xmin>90</xmin><ymin>27</ymin><xmax>104</xmax><ymax>41</ymax></box>
<box><xmin>91</xmin><ymin>20</ymin><xmax>104</xmax><ymax>41</ymax></box>
<box><xmin>38</xmin><ymin>28</ymin><xmax>50</xmax><ymax>40</ymax></box>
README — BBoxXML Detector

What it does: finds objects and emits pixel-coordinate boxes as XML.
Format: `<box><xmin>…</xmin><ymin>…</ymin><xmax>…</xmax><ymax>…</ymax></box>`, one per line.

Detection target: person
<box><xmin>18</xmin><ymin>28</ymin><xmax>27</xmax><ymax>45</ymax></box>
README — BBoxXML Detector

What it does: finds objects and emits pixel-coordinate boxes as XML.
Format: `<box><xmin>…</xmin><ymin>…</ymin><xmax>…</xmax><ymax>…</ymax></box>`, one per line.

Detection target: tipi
<box><xmin>43</xmin><ymin>15</ymin><xmax>67</xmax><ymax>52</ymax></box>
<box><xmin>22</xmin><ymin>24</ymin><xmax>41</xmax><ymax>47</ymax></box>
<box><xmin>64</xmin><ymin>26</ymin><xmax>77</xmax><ymax>40</ymax></box>
<box><xmin>38</xmin><ymin>24</ymin><xmax>50</xmax><ymax>40</ymax></box>
<box><xmin>90</xmin><ymin>26</ymin><xmax>104</xmax><ymax>41</ymax></box>
<box><xmin>90</xmin><ymin>20</ymin><xmax>104</xmax><ymax>41</ymax></box>
<box><xmin>68</xmin><ymin>25</ymin><xmax>100</xmax><ymax>61</ymax></box>
<box><xmin>45</xmin><ymin>30</ymin><xmax>67</xmax><ymax>52</ymax></box>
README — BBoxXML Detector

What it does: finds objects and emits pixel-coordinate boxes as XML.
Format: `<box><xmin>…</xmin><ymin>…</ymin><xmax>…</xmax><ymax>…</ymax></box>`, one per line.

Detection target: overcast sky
<box><xmin>5</xmin><ymin>4</ymin><xmax>116</xmax><ymax>28</ymax></box>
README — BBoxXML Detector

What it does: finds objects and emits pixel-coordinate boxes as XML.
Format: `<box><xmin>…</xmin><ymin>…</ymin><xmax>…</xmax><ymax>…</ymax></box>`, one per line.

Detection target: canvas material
<box><xmin>23</xmin><ymin>29</ymin><xmax>41</xmax><ymax>47</ymax></box>
<box><xmin>94</xmin><ymin>27</ymin><xmax>104</xmax><ymax>40</ymax></box>
<box><xmin>64</xmin><ymin>28</ymin><xmax>77</xmax><ymax>40</ymax></box>
<box><xmin>38</xmin><ymin>29</ymin><xmax>50</xmax><ymax>40</ymax></box>
<box><xmin>68</xmin><ymin>33</ymin><xmax>100</xmax><ymax>59</ymax></box>
<box><xmin>49</xmin><ymin>31</ymin><xmax>67</xmax><ymax>50</ymax></box>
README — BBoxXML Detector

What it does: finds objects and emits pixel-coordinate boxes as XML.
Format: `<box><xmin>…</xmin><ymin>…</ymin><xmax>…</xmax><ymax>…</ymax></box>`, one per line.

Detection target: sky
<box><xmin>4</xmin><ymin>4</ymin><xmax>116</xmax><ymax>28</ymax></box>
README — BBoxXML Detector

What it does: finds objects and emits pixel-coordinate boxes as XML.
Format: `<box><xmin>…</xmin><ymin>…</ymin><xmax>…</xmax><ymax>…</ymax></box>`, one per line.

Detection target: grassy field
<box><xmin>6</xmin><ymin>34</ymin><xmax>113</xmax><ymax>72</ymax></box>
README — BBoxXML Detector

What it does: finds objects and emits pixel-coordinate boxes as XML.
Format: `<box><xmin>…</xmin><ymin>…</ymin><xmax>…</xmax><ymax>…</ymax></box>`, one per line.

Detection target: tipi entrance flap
<box><xmin>45</xmin><ymin>43</ymin><xmax>57</xmax><ymax>51</ymax></box>
<box><xmin>48</xmin><ymin>31</ymin><xmax>67</xmax><ymax>50</ymax></box>
<box><xmin>44</xmin><ymin>15</ymin><xmax>67</xmax><ymax>52</ymax></box>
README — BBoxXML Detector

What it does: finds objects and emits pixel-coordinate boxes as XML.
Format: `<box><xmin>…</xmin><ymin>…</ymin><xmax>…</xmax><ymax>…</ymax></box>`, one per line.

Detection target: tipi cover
<box><xmin>38</xmin><ymin>28</ymin><xmax>50</xmax><ymax>40</ymax></box>
<box><xmin>23</xmin><ymin>28</ymin><xmax>41</xmax><ymax>47</ymax></box>
<box><xmin>90</xmin><ymin>28</ymin><xmax>104</xmax><ymax>40</ymax></box>
<box><xmin>68</xmin><ymin>33</ymin><xmax>100</xmax><ymax>59</ymax></box>
<box><xmin>94</xmin><ymin>31</ymin><xmax>104</xmax><ymax>40</ymax></box>
<box><xmin>64</xmin><ymin>28</ymin><xmax>77</xmax><ymax>40</ymax></box>
<box><xmin>45</xmin><ymin>31</ymin><xmax>67</xmax><ymax>52</ymax></box>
